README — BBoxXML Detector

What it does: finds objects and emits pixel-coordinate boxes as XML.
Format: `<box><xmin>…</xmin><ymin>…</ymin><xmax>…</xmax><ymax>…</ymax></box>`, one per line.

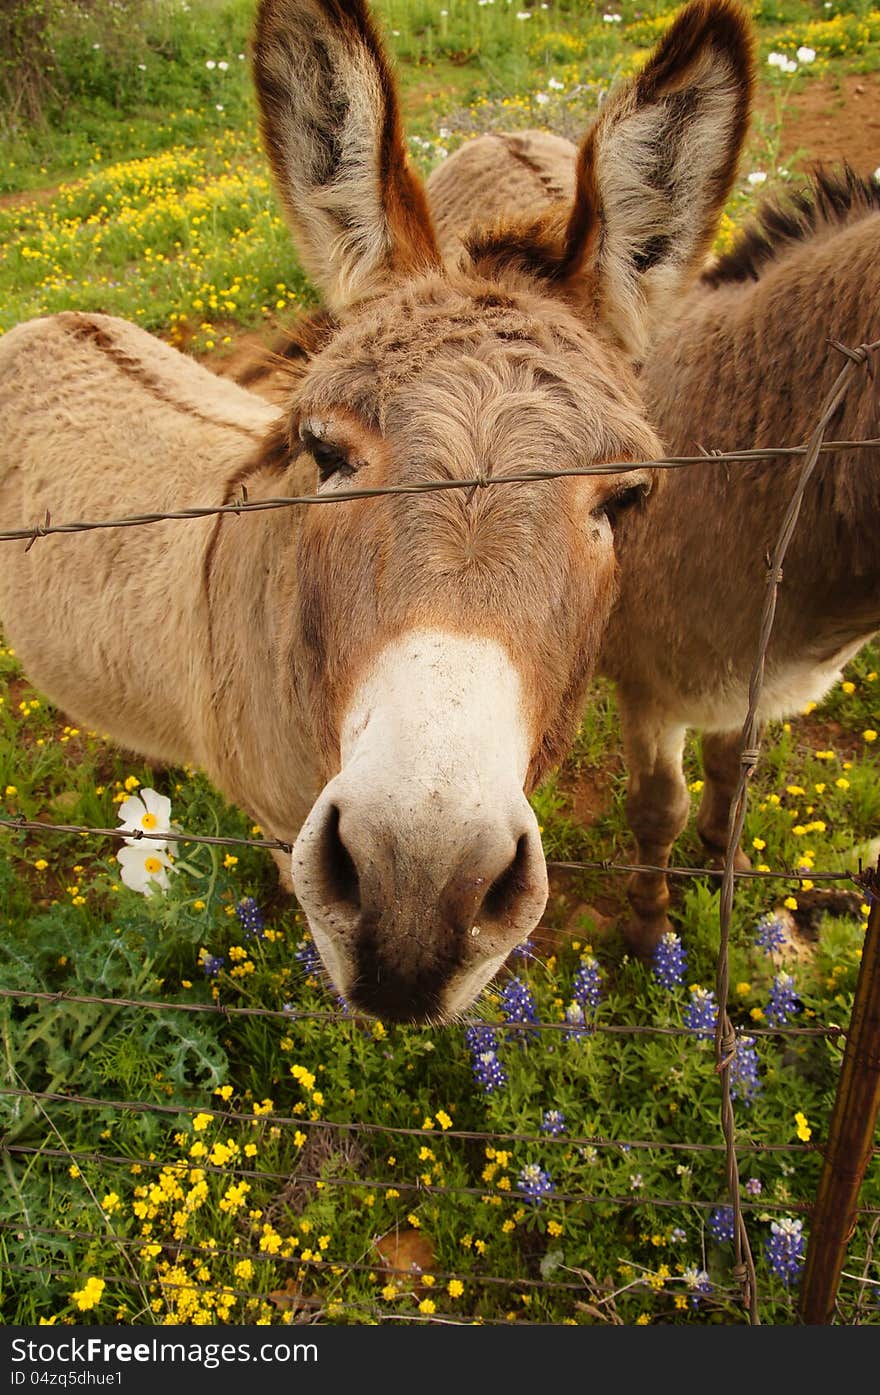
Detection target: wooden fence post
<box><xmin>798</xmin><ymin>860</ymin><xmax>880</xmax><ymax>1324</ymax></box>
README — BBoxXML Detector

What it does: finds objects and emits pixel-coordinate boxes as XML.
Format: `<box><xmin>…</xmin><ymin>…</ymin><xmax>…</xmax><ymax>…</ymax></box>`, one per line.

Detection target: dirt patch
<box><xmin>755</xmin><ymin>71</ymin><xmax>880</xmax><ymax>175</ymax></box>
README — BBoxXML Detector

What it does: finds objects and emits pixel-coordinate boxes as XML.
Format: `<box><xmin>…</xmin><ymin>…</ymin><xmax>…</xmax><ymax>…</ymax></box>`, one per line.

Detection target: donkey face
<box><xmin>253</xmin><ymin>0</ymin><xmax>753</xmax><ymax>1022</ymax></box>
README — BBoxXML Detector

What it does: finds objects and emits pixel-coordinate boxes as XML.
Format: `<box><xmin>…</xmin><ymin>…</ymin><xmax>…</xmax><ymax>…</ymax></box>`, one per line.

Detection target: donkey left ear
<box><xmin>563</xmin><ymin>0</ymin><xmax>754</xmax><ymax>359</ymax></box>
<box><xmin>252</xmin><ymin>0</ymin><xmax>441</xmax><ymax>313</ymax></box>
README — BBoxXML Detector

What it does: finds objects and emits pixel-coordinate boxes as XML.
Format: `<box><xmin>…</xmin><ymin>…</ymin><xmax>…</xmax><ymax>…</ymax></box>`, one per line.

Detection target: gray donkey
<box><xmin>429</xmin><ymin>137</ymin><xmax>880</xmax><ymax>951</ymax></box>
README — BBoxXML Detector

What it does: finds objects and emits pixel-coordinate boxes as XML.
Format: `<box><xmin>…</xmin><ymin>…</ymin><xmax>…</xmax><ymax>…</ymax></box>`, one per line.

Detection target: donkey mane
<box><xmin>704</xmin><ymin>164</ymin><xmax>880</xmax><ymax>286</ymax></box>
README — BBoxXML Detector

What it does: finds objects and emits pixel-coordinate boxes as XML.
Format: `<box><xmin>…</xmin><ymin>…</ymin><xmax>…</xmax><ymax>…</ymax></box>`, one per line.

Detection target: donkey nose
<box><xmin>290</xmin><ymin>788</ymin><xmax>548</xmax><ymax>1019</ymax></box>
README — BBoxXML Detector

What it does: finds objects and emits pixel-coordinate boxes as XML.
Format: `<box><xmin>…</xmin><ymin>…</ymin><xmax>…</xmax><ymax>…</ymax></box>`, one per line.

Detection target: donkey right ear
<box><xmin>253</xmin><ymin>0</ymin><xmax>441</xmax><ymax>313</ymax></box>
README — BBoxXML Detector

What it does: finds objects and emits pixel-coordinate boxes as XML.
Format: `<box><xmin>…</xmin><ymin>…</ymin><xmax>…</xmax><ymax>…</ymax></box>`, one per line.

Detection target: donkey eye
<box><xmin>593</xmin><ymin>480</ymin><xmax>650</xmax><ymax>528</ymax></box>
<box><xmin>299</xmin><ymin>427</ymin><xmax>354</xmax><ymax>484</ymax></box>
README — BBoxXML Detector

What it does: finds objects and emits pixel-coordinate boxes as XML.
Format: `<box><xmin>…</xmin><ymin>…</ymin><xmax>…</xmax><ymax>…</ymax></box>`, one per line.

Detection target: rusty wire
<box><xmin>1</xmin><ymin>437</ymin><xmax>878</xmax><ymax>548</ymax></box>
<box><xmin>710</xmin><ymin>337</ymin><xmax>880</xmax><ymax>1325</ymax></box>
<box><xmin>1</xmin><ymin>343</ymin><xmax>878</xmax><ymax>1328</ymax></box>
<box><xmin>0</xmin><ymin>984</ymin><xmax>846</xmax><ymax>1038</ymax></box>
<box><xmin>0</xmin><ymin>811</ymin><xmax>864</xmax><ymax>888</ymax></box>
<box><xmin>2</xmin><ymin>1260</ymin><xmax>743</xmax><ymax>1323</ymax></box>
<box><xmin>3</xmin><ymin>1143</ymin><xmax>821</xmax><ymax>1213</ymax></box>
<box><xmin>0</xmin><ymin>1085</ymin><xmax>835</xmax><ymax>1155</ymax></box>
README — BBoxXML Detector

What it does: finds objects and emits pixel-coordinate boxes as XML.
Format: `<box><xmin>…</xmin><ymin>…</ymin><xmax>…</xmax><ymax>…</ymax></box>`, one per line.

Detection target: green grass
<box><xmin>2</xmin><ymin>0</ymin><xmax>880</xmax><ymax>1329</ymax></box>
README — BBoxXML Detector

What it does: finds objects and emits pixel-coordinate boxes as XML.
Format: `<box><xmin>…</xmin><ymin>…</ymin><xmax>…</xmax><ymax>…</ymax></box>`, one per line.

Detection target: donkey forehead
<box><xmin>294</xmin><ymin>276</ymin><xmax>651</xmax><ymax>447</ymax></box>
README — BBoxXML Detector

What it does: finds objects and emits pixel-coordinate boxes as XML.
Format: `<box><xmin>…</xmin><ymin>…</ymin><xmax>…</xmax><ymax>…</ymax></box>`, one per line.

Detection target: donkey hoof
<box><xmin>620</xmin><ymin>913</ymin><xmax>673</xmax><ymax>958</ymax></box>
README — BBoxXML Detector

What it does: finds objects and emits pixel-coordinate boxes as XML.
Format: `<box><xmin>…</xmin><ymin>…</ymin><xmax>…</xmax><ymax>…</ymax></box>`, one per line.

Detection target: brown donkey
<box><xmin>431</xmin><ymin>132</ymin><xmax>880</xmax><ymax>950</ymax></box>
<box><xmin>0</xmin><ymin>0</ymin><xmax>753</xmax><ymax>1018</ymax></box>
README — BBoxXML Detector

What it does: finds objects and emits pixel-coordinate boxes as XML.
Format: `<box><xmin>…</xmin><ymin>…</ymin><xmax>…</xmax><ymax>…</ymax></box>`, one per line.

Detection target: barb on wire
<box><xmin>4</xmin><ymin>1144</ymin><xmax>820</xmax><ymax>1212</ymax></box>
<box><xmin>0</xmin><ymin>814</ymin><xmax>862</xmax><ymax>887</ymax></box>
<box><xmin>0</xmin><ymin>1086</ymin><xmax>835</xmax><ymax>1154</ymax></box>
<box><xmin>1</xmin><ymin>437</ymin><xmax>878</xmax><ymax>546</ymax></box>
<box><xmin>711</xmin><ymin>336</ymin><xmax>880</xmax><ymax>1327</ymax></box>
<box><xmin>0</xmin><ymin>985</ymin><xmax>846</xmax><ymax>1039</ymax></box>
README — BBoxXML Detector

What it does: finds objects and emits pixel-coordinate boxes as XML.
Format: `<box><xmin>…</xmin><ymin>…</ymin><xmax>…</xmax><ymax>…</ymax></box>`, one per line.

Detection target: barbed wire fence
<box><xmin>0</xmin><ymin>337</ymin><xmax>878</xmax><ymax>1328</ymax></box>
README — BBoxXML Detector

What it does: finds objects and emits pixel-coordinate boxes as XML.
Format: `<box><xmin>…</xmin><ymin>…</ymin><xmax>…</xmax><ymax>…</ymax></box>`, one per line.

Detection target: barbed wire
<box><xmin>0</xmin><ymin>1086</ymin><xmax>836</xmax><ymax>1155</ymax></box>
<box><xmin>2</xmin><ymin>337</ymin><xmax>878</xmax><ymax>1329</ymax></box>
<box><xmin>4</xmin><ymin>1143</ymin><xmax>821</xmax><ymax>1213</ymax></box>
<box><xmin>0</xmin><ymin>985</ymin><xmax>846</xmax><ymax>1039</ymax></box>
<box><xmin>3</xmin><ymin>437</ymin><xmax>879</xmax><ymax>548</ymax></box>
<box><xmin>0</xmin><ymin>1220</ymin><xmax>591</xmax><ymax>1295</ymax></box>
<box><xmin>0</xmin><ymin>811</ymin><xmax>864</xmax><ymax>888</ymax></box>
<box><xmin>4</xmin><ymin>1260</ymin><xmax>746</xmax><ymax>1323</ymax></box>
<box><xmin>708</xmin><ymin>335</ymin><xmax>880</xmax><ymax>1325</ymax></box>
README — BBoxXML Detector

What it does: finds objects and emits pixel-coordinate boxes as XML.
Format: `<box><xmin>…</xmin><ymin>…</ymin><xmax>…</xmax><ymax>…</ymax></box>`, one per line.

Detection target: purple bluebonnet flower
<box><xmin>745</xmin><ymin>1177</ymin><xmax>762</xmax><ymax>1197</ymax></box>
<box><xmin>708</xmin><ymin>1205</ymin><xmax>735</xmax><ymax>1245</ymax></box>
<box><xmin>512</xmin><ymin>938</ymin><xmax>535</xmax><ymax>962</ymax></box>
<box><xmin>572</xmin><ymin>957</ymin><xmax>602</xmax><ymax>1009</ymax></box>
<box><xmin>755</xmin><ymin>913</ymin><xmax>787</xmax><ymax>954</ymax></box>
<box><xmin>683</xmin><ymin>1266</ymin><xmax>713</xmax><ymax>1306</ymax></box>
<box><xmin>200</xmin><ymin>953</ymin><xmax>224</xmax><ymax>977</ymax></box>
<box><xmin>563</xmin><ymin>1000</ymin><xmax>592</xmax><ymax>1041</ymax></box>
<box><xmin>765</xmin><ymin>971</ymin><xmax>800</xmax><ymax>1027</ymax></box>
<box><xmin>295</xmin><ymin>935</ymin><xmax>322</xmax><ymax>977</ymax></box>
<box><xmin>541</xmin><ymin>1109</ymin><xmax>566</xmax><ymax>1136</ymax></box>
<box><xmin>765</xmin><ymin>1217</ymin><xmax>805</xmax><ymax>1286</ymax></box>
<box><xmin>652</xmin><ymin>931</ymin><xmax>687</xmax><ymax>989</ymax></box>
<box><xmin>500</xmin><ymin>975</ymin><xmax>538</xmax><ymax>1045</ymax></box>
<box><xmin>685</xmin><ymin>987</ymin><xmax>718</xmax><ymax>1038</ymax></box>
<box><xmin>235</xmin><ymin>896</ymin><xmax>266</xmax><ymax>940</ymax></box>
<box><xmin>465</xmin><ymin>1025</ymin><xmax>507</xmax><ymax>1093</ymax></box>
<box><xmin>729</xmin><ymin>1036</ymin><xmax>762</xmax><ymax>1104</ymax></box>
<box><xmin>517</xmin><ymin>1163</ymin><xmax>554</xmax><ymax>1204</ymax></box>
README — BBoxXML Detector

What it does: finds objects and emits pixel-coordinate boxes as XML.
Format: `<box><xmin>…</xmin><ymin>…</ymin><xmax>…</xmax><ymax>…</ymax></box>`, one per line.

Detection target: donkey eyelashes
<box><xmin>592</xmin><ymin>477</ymin><xmax>652</xmax><ymax>528</ymax></box>
<box><xmin>298</xmin><ymin>421</ymin><xmax>357</xmax><ymax>485</ymax></box>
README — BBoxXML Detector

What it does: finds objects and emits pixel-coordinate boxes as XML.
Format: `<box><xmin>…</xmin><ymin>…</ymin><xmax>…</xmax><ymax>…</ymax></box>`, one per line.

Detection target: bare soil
<box><xmin>756</xmin><ymin>71</ymin><xmax>880</xmax><ymax>175</ymax></box>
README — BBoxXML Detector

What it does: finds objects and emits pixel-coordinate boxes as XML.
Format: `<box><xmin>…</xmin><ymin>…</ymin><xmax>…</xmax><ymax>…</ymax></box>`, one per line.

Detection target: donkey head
<box><xmin>252</xmin><ymin>0</ymin><xmax>753</xmax><ymax>1022</ymax></box>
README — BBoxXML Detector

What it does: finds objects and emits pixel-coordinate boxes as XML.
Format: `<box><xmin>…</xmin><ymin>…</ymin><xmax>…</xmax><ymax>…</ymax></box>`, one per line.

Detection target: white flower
<box><xmin>796</xmin><ymin>45</ymin><xmax>816</xmax><ymax>62</ymax></box>
<box><xmin>216</xmin><ymin>104</ymin><xmax>224</xmax><ymax>111</ymax></box>
<box><xmin>438</xmin><ymin>126</ymin><xmax>451</xmax><ymax>138</ymax></box>
<box><xmin>205</xmin><ymin>59</ymin><xmax>216</xmax><ymax>69</ymax></box>
<box><xmin>767</xmin><ymin>51</ymin><xmax>785</xmax><ymax>67</ymax></box>
<box><xmin>117</xmin><ymin>788</ymin><xmax>174</xmax><ymax>848</ymax></box>
<box><xmin>535</xmin><ymin>91</ymin><xmax>549</xmax><ymax>105</ymax></box>
<box><xmin>782</xmin><ymin>57</ymin><xmax>798</xmax><ymax>72</ymax></box>
<box><xmin>747</xmin><ymin>170</ymin><xmax>767</xmax><ymax>186</ymax></box>
<box><xmin>218</xmin><ymin>59</ymin><xmax>229</xmax><ymax>71</ymax></box>
<box><xmin>547</xmin><ymin>77</ymin><xmax>564</xmax><ymax>90</ymax></box>
<box><xmin>238</xmin><ymin>53</ymin><xmax>246</xmax><ymax>60</ymax></box>
<box><xmin>116</xmin><ymin>843</ymin><xmax>174</xmax><ymax>896</ymax></box>
<box><xmin>516</xmin><ymin>10</ymin><xmax>531</xmax><ymax>18</ymax></box>
<box><xmin>137</xmin><ymin>63</ymin><xmax>146</xmax><ymax>70</ymax></box>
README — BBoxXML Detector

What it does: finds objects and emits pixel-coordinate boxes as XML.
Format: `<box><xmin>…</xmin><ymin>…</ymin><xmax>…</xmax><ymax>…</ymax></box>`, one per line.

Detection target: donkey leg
<box><xmin>696</xmin><ymin>728</ymin><xmax>758</xmax><ymax>872</ymax></box>
<box><xmin>617</xmin><ymin>695</ymin><xmax>690</xmax><ymax>956</ymax></box>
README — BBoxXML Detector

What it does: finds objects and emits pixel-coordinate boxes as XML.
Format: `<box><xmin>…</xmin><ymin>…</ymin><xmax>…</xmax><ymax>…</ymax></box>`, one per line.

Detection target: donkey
<box><xmin>0</xmin><ymin>0</ymin><xmax>754</xmax><ymax>1019</ymax></box>
<box><xmin>430</xmin><ymin>132</ymin><xmax>880</xmax><ymax>951</ymax></box>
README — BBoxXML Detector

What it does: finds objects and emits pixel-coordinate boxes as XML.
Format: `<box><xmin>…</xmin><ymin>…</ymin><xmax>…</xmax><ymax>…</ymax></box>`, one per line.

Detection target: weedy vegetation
<box><xmin>1</xmin><ymin>0</ymin><xmax>878</xmax><ymax>1327</ymax></box>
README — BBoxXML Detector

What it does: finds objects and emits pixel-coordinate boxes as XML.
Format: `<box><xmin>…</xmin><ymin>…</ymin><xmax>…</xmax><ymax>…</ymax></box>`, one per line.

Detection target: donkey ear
<box><xmin>563</xmin><ymin>0</ymin><xmax>754</xmax><ymax>359</ymax></box>
<box><xmin>253</xmin><ymin>0</ymin><xmax>441</xmax><ymax>312</ymax></box>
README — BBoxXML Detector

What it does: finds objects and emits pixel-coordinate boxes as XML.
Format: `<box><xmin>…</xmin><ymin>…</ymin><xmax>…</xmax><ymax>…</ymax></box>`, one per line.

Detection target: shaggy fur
<box><xmin>0</xmin><ymin>0</ymin><xmax>755</xmax><ymax>1017</ymax></box>
<box><xmin>430</xmin><ymin>126</ymin><xmax>880</xmax><ymax>948</ymax></box>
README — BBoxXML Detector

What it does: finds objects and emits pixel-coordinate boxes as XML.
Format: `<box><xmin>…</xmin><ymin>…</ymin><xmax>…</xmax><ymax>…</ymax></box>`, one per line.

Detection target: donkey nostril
<box><xmin>482</xmin><ymin>832</ymin><xmax>531</xmax><ymax>923</ymax></box>
<box><xmin>319</xmin><ymin>803</ymin><xmax>360</xmax><ymax>911</ymax></box>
